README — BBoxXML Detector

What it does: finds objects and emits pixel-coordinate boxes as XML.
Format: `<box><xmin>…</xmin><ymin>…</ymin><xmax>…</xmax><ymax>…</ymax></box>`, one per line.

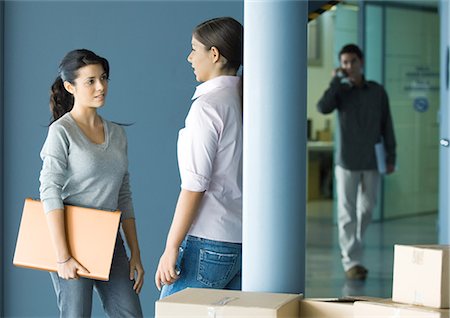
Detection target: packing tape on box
<box><xmin>413</xmin><ymin>290</ymin><xmax>424</xmax><ymax>306</ymax></box>
<box><xmin>393</xmin><ymin>307</ymin><xmax>401</xmax><ymax>318</ymax></box>
<box><xmin>207</xmin><ymin>297</ymin><xmax>239</xmax><ymax>318</ymax></box>
<box><xmin>412</xmin><ymin>249</ymin><xmax>424</xmax><ymax>265</ymax></box>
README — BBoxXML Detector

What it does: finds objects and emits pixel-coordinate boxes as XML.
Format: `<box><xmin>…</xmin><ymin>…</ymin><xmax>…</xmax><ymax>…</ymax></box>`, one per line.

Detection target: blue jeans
<box><xmin>160</xmin><ymin>235</ymin><xmax>242</xmax><ymax>299</ymax></box>
<box><xmin>50</xmin><ymin>233</ymin><xmax>143</xmax><ymax>318</ymax></box>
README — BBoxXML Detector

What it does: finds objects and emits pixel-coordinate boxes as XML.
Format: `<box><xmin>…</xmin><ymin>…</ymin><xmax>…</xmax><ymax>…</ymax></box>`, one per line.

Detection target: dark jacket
<box><xmin>317</xmin><ymin>76</ymin><xmax>396</xmax><ymax>170</ymax></box>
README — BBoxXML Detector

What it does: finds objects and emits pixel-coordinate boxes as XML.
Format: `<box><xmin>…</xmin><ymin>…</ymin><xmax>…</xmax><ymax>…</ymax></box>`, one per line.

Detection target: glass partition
<box><xmin>366</xmin><ymin>3</ymin><xmax>440</xmax><ymax>219</ymax></box>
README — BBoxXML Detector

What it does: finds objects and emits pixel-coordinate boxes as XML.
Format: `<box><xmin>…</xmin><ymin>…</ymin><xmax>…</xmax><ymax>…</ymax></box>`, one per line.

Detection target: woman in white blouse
<box><xmin>155</xmin><ymin>17</ymin><xmax>243</xmax><ymax>298</ymax></box>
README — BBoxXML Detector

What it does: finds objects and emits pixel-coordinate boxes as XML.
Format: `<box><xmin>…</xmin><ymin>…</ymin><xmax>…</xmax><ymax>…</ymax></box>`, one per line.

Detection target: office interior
<box><xmin>306</xmin><ymin>0</ymin><xmax>441</xmax><ymax>299</ymax></box>
<box><xmin>307</xmin><ymin>0</ymin><xmax>439</xmax><ymax>219</ymax></box>
<box><xmin>0</xmin><ymin>0</ymin><xmax>448</xmax><ymax>317</ymax></box>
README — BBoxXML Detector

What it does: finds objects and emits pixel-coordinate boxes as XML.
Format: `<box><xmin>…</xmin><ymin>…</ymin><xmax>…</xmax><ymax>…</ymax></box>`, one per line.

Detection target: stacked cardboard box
<box><xmin>155</xmin><ymin>290</ymin><xmax>450</xmax><ymax>317</ymax></box>
<box><xmin>156</xmin><ymin>290</ymin><xmax>367</xmax><ymax>318</ymax></box>
<box><xmin>299</xmin><ymin>297</ymin><xmax>363</xmax><ymax>317</ymax></box>
<box><xmin>154</xmin><ymin>245</ymin><xmax>450</xmax><ymax>317</ymax></box>
<box><xmin>155</xmin><ymin>288</ymin><xmax>301</xmax><ymax>317</ymax></box>
<box><xmin>351</xmin><ymin>244</ymin><xmax>450</xmax><ymax>318</ymax></box>
<box><xmin>392</xmin><ymin>244</ymin><xmax>449</xmax><ymax>309</ymax></box>
<box><xmin>354</xmin><ymin>299</ymin><xmax>449</xmax><ymax>318</ymax></box>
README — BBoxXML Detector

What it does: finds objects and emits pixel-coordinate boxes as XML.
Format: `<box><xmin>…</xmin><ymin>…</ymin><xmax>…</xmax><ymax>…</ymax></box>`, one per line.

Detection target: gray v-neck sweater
<box><xmin>39</xmin><ymin>113</ymin><xmax>135</xmax><ymax>220</ymax></box>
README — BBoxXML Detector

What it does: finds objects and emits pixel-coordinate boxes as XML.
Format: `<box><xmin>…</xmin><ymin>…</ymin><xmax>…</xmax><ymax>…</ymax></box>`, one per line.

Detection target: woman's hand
<box><xmin>154</xmin><ymin>190</ymin><xmax>204</xmax><ymax>291</ymax></box>
<box><xmin>57</xmin><ymin>257</ymin><xmax>89</xmax><ymax>280</ymax></box>
<box><xmin>154</xmin><ymin>246</ymin><xmax>180</xmax><ymax>291</ymax></box>
<box><xmin>121</xmin><ymin>219</ymin><xmax>145</xmax><ymax>293</ymax></box>
<box><xmin>129</xmin><ymin>255</ymin><xmax>145</xmax><ymax>294</ymax></box>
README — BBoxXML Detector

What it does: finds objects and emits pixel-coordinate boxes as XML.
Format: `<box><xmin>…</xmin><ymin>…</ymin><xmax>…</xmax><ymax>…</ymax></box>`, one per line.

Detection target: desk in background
<box><xmin>307</xmin><ymin>141</ymin><xmax>333</xmax><ymax>201</ymax></box>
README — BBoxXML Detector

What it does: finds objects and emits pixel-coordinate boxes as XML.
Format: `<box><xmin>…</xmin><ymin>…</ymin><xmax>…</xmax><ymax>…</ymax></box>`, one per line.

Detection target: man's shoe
<box><xmin>345</xmin><ymin>265</ymin><xmax>368</xmax><ymax>280</ymax></box>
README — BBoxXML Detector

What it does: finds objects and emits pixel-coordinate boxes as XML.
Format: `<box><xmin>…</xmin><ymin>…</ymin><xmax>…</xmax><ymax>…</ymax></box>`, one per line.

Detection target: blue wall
<box><xmin>2</xmin><ymin>2</ymin><xmax>242</xmax><ymax>317</ymax></box>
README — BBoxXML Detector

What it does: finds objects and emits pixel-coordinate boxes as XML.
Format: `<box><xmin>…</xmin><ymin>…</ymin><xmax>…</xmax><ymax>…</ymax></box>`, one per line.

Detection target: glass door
<box><xmin>365</xmin><ymin>3</ymin><xmax>440</xmax><ymax>219</ymax></box>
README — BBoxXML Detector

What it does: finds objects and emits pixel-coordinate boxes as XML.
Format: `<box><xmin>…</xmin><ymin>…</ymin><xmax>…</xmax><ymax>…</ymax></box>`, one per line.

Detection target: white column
<box><xmin>243</xmin><ymin>0</ymin><xmax>307</xmax><ymax>293</ymax></box>
<box><xmin>439</xmin><ymin>0</ymin><xmax>450</xmax><ymax>244</ymax></box>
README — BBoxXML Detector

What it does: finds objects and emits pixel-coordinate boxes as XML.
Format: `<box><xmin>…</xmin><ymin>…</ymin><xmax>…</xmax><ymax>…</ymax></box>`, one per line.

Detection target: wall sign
<box><xmin>403</xmin><ymin>65</ymin><xmax>439</xmax><ymax>94</ymax></box>
<box><xmin>413</xmin><ymin>96</ymin><xmax>429</xmax><ymax>113</ymax></box>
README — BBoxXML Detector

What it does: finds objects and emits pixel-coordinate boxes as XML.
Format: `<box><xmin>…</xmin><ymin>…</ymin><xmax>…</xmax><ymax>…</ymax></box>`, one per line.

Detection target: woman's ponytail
<box><xmin>49</xmin><ymin>76</ymin><xmax>74</xmax><ymax>123</ymax></box>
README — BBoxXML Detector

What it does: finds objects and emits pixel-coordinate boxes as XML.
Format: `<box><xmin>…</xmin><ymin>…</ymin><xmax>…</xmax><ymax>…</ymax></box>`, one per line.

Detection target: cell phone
<box><xmin>336</xmin><ymin>68</ymin><xmax>352</xmax><ymax>87</ymax></box>
<box><xmin>336</xmin><ymin>68</ymin><xmax>347</xmax><ymax>78</ymax></box>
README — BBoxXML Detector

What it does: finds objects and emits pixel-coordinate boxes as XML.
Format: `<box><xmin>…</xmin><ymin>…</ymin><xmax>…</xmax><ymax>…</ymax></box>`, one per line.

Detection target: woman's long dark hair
<box><xmin>49</xmin><ymin>49</ymin><xmax>109</xmax><ymax>123</ymax></box>
<box><xmin>193</xmin><ymin>17</ymin><xmax>243</xmax><ymax>72</ymax></box>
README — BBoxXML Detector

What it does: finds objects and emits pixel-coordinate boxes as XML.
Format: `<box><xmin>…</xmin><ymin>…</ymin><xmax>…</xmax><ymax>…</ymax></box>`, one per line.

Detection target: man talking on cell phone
<box><xmin>317</xmin><ymin>44</ymin><xmax>397</xmax><ymax>281</ymax></box>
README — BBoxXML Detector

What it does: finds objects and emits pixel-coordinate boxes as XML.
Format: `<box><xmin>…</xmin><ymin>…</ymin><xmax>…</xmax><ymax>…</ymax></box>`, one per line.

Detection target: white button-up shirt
<box><xmin>178</xmin><ymin>75</ymin><xmax>243</xmax><ymax>243</ymax></box>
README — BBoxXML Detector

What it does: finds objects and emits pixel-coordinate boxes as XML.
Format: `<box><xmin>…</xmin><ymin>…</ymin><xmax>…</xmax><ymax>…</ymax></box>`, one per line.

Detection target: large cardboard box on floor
<box><xmin>392</xmin><ymin>245</ymin><xmax>450</xmax><ymax>308</ymax></box>
<box><xmin>299</xmin><ymin>298</ymin><xmax>354</xmax><ymax>317</ymax></box>
<box><xmin>155</xmin><ymin>288</ymin><xmax>301</xmax><ymax>317</ymax></box>
<box><xmin>299</xmin><ymin>296</ymin><xmax>384</xmax><ymax>318</ymax></box>
<box><xmin>354</xmin><ymin>299</ymin><xmax>450</xmax><ymax>318</ymax></box>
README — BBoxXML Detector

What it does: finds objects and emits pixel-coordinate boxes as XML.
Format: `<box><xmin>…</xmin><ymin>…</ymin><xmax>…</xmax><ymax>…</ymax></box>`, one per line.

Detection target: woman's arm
<box><xmin>41</xmin><ymin>125</ymin><xmax>88</xmax><ymax>279</ymax></box>
<box><xmin>45</xmin><ymin>209</ymin><xmax>89</xmax><ymax>279</ymax></box>
<box><xmin>122</xmin><ymin>218</ymin><xmax>145</xmax><ymax>294</ymax></box>
<box><xmin>154</xmin><ymin>189</ymin><xmax>204</xmax><ymax>290</ymax></box>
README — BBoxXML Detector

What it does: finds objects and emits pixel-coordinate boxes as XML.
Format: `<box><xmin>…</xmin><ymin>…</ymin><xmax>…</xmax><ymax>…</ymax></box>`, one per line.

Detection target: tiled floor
<box><xmin>305</xmin><ymin>200</ymin><xmax>438</xmax><ymax>298</ymax></box>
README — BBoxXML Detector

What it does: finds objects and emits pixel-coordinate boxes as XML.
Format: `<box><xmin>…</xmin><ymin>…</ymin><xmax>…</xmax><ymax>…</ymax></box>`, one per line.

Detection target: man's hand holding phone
<box><xmin>334</xmin><ymin>67</ymin><xmax>353</xmax><ymax>88</ymax></box>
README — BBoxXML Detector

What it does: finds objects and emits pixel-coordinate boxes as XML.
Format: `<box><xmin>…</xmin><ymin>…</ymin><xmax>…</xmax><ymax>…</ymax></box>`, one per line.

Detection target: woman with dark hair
<box><xmin>40</xmin><ymin>49</ymin><xmax>144</xmax><ymax>317</ymax></box>
<box><xmin>155</xmin><ymin>17</ymin><xmax>243</xmax><ymax>298</ymax></box>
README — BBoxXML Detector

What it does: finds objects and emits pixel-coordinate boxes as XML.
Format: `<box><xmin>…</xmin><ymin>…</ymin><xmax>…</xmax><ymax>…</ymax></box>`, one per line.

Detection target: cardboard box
<box><xmin>299</xmin><ymin>298</ymin><xmax>354</xmax><ymax>318</ymax></box>
<box><xmin>299</xmin><ymin>296</ymin><xmax>383</xmax><ymax>318</ymax></box>
<box><xmin>392</xmin><ymin>245</ymin><xmax>450</xmax><ymax>308</ymax></box>
<box><xmin>155</xmin><ymin>288</ymin><xmax>301</xmax><ymax>317</ymax></box>
<box><xmin>354</xmin><ymin>299</ymin><xmax>450</xmax><ymax>318</ymax></box>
